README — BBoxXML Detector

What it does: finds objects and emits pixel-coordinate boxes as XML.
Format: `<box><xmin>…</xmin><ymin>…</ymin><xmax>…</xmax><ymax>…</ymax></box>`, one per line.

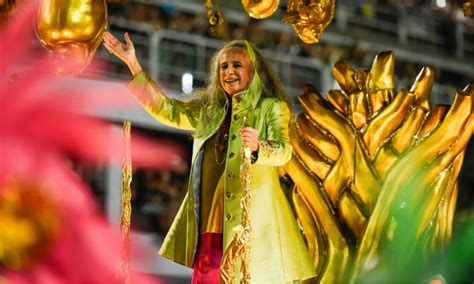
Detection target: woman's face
<box><xmin>219</xmin><ymin>48</ymin><xmax>252</xmax><ymax>95</ymax></box>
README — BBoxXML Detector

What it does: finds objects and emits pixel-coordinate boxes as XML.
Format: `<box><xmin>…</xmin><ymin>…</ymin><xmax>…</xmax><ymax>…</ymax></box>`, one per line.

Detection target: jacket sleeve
<box><xmin>253</xmin><ymin>100</ymin><xmax>292</xmax><ymax>166</ymax></box>
<box><xmin>127</xmin><ymin>72</ymin><xmax>199</xmax><ymax>130</ymax></box>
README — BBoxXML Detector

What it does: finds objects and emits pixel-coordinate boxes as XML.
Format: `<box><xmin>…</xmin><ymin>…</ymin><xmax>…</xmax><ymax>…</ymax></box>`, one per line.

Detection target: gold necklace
<box><xmin>214</xmin><ymin>126</ymin><xmax>227</xmax><ymax>165</ymax></box>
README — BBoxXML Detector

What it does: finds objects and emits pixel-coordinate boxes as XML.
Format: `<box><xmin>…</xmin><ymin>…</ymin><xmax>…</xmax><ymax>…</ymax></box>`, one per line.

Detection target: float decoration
<box><xmin>205</xmin><ymin>0</ymin><xmax>225</xmax><ymax>37</ymax></box>
<box><xmin>36</xmin><ymin>0</ymin><xmax>108</xmax><ymax>76</ymax></box>
<box><xmin>283</xmin><ymin>0</ymin><xmax>336</xmax><ymax>44</ymax></box>
<box><xmin>283</xmin><ymin>51</ymin><xmax>472</xmax><ymax>282</ymax></box>
<box><xmin>241</xmin><ymin>0</ymin><xmax>279</xmax><ymax>19</ymax></box>
<box><xmin>117</xmin><ymin>121</ymin><xmax>132</xmax><ymax>284</ymax></box>
<box><xmin>203</xmin><ymin>0</ymin><xmax>334</xmax><ymax>44</ymax></box>
<box><xmin>220</xmin><ymin>120</ymin><xmax>253</xmax><ymax>284</ymax></box>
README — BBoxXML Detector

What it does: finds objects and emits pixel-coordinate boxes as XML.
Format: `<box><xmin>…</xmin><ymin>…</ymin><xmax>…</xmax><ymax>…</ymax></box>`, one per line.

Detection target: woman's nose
<box><xmin>226</xmin><ymin>66</ymin><xmax>235</xmax><ymax>74</ymax></box>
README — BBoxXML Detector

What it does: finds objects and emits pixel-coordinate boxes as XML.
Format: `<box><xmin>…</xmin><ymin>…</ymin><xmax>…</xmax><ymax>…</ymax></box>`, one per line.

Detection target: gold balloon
<box><xmin>241</xmin><ymin>0</ymin><xmax>279</xmax><ymax>19</ymax></box>
<box><xmin>284</xmin><ymin>51</ymin><xmax>472</xmax><ymax>282</ymax></box>
<box><xmin>283</xmin><ymin>0</ymin><xmax>335</xmax><ymax>44</ymax></box>
<box><xmin>36</xmin><ymin>0</ymin><xmax>107</xmax><ymax>76</ymax></box>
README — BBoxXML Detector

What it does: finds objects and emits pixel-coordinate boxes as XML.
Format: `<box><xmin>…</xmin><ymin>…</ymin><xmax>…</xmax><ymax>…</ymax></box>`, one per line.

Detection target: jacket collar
<box><xmin>228</xmin><ymin>41</ymin><xmax>262</xmax><ymax>110</ymax></box>
<box><xmin>229</xmin><ymin>70</ymin><xmax>262</xmax><ymax>111</ymax></box>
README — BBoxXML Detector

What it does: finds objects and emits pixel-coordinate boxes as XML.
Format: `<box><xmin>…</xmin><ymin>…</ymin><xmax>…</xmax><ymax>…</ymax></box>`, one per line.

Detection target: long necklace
<box><xmin>214</xmin><ymin>112</ymin><xmax>230</xmax><ymax>165</ymax></box>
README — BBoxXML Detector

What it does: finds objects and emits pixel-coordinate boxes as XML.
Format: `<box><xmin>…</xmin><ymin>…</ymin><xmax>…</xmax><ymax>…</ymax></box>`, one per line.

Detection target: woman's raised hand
<box><xmin>103</xmin><ymin>32</ymin><xmax>143</xmax><ymax>76</ymax></box>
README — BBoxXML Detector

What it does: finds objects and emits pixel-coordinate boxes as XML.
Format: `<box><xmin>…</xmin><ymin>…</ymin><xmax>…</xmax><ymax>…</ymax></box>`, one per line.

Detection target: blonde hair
<box><xmin>189</xmin><ymin>40</ymin><xmax>292</xmax><ymax>111</ymax></box>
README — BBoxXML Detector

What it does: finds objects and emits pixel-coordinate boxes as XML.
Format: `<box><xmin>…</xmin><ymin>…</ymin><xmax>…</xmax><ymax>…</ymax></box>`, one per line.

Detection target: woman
<box><xmin>103</xmin><ymin>32</ymin><xmax>315</xmax><ymax>283</ymax></box>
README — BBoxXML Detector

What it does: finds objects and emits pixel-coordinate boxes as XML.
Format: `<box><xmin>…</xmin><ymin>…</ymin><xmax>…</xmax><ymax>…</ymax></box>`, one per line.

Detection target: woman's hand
<box><xmin>239</xmin><ymin>127</ymin><xmax>259</xmax><ymax>153</ymax></box>
<box><xmin>102</xmin><ymin>32</ymin><xmax>143</xmax><ymax>76</ymax></box>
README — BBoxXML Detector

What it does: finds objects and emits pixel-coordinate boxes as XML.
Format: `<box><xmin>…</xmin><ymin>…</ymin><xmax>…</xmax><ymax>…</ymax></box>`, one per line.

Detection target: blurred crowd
<box><xmin>128</xmin><ymin>129</ymin><xmax>191</xmax><ymax>238</ymax></box>
<box><xmin>131</xmin><ymin>169</ymin><xmax>188</xmax><ymax>236</ymax></box>
<box><xmin>107</xmin><ymin>1</ymin><xmax>473</xmax><ymax>92</ymax></box>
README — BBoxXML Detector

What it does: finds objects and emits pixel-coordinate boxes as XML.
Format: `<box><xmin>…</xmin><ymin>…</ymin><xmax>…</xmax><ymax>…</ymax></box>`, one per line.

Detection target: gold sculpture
<box><xmin>284</xmin><ymin>51</ymin><xmax>472</xmax><ymax>282</ymax></box>
<box><xmin>204</xmin><ymin>0</ymin><xmax>333</xmax><ymax>44</ymax></box>
<box><xmin>241</xmin><ymin>0</ymin><xmax>279</xmax><ymax>19</ymax></box>
<box><xmin>283</xmin><ymin>0</ymin><xmax>335</xmax><ymax>44</ymax></box>
<box><xmin>36</xmin><ymin>0</ymin><xmax>108</xmax><ymax>76</ymax></box>
<box><xmin>220</xmin><ymin>134</ymin><xmax>253</xmax><ymax>283</ymax></box>
<box><xmin>205</xmin><ymin>0</ymin><xmax>225</xmax><ymax>37</ymax></box>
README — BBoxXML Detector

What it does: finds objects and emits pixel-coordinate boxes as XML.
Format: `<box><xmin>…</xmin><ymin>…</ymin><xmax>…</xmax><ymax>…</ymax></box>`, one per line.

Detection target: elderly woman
<box><xmin>103</xmin><ymin>32</ymin><xmax>315</xmax><ymax>283</ymax></box>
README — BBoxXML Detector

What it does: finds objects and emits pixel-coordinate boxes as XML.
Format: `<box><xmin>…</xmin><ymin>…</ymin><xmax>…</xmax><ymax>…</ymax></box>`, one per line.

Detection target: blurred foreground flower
<box><xmin>0</xmin><ymin>2</ymin><xmax>182</xmax><ymax>283</ymax></box>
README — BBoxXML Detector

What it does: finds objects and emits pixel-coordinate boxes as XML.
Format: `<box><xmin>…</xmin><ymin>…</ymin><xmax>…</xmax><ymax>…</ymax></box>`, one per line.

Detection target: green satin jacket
<box><xmin>127</xmin><ymin>72</ymin><xmax>315</xmax><ymax>283</ymax></box>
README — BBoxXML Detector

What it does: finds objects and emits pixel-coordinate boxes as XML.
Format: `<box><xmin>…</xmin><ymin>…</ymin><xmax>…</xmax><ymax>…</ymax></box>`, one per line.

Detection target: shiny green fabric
<box><xmin>127</xmin><ymin>72</ymin><xmax>316</xmax><ymax>282</ymax></box>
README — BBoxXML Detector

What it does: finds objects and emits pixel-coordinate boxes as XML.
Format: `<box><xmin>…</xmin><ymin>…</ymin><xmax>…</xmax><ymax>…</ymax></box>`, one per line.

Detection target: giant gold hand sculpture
<box><xmin>285</xmin><ymin>51</ymin><xmax>472</xmax><ymax>283</ymax></box>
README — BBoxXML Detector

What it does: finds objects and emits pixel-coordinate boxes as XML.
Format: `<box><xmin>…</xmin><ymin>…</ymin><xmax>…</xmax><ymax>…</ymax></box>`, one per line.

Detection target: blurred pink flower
<box><xmin>0</xmin><ymin>1</ymin><xmax>179</xmax><ymax>283</ymax></box>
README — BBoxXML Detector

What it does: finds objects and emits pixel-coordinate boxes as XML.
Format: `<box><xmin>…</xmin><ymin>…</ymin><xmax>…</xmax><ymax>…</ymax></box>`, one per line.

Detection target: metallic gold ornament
<box><xmin>36</xmin><ymin>0</ymin><xmax>108</xmax><ymax>76</ymax></box>
<box><xmin>116</xmin><ymin>121</ymin><xmax>132</xmax><ymax>284</ymax></box>
<box><xmin>283</xmin><ymin>0</ymin><xmax>335</xmax><ymax>44</ymax></box>
<box><xmin>220</xmin><ymin>129</ymin><xmax>253</xmax><ymax>284</ymax></box>
<box><xmin>284</xmin><ymin>51</ymin><xmax>472</xmax><ymax>282</ymax></box>
<box><xmin>205</xmin><ymin>0</ymin><xmax>224</xmax><ymax>37</ymax></box>
<box><xmin>241</xmin><ymin>0</ymin><xmax>279</xmax><ymax>19</ymax></box>
<box><xmin>463</xmin><ymin>0</ymin><xmax>474</xmax><ymax>17</ymax></box>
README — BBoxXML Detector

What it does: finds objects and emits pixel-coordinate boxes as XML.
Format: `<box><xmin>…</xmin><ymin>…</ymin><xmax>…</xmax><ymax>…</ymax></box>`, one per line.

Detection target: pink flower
<box><xmin>0</xmin><ymin>2</ymin><xmax>178</xmax><ymax>283</ymax></box>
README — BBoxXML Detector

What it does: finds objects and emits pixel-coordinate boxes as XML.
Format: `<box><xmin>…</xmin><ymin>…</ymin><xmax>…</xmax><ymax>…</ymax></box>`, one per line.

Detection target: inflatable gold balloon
<box><xmin>36</xmin><ymin>0</ymin><xmax>107</xmax><ymax>76</ymax></box>
<box><xmin>241</xmin><ymin>0</ymin><xmax>279</xmax><ymax>19</ymax></box>
<box><xmin>284</xmin><ymin>51</ymin><xmax>472</xmax><ymax>282</ymax></box>
<box><xmin>283</xmin><ymin>0</ymin><xmax>335</xmax><ymax>44</ymax></box>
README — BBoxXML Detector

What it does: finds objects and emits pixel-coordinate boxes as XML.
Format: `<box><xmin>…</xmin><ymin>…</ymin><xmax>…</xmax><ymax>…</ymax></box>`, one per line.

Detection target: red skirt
<box><xmin>192</xmin><ymin>233</ymin><xmax>223</xmax><ymax>284</ymax></box>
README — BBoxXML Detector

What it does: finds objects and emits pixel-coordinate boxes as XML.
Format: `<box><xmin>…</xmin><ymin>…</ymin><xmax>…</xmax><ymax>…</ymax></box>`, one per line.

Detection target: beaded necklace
<box><xmin>214</xmin><ymin>109</ymin><xmax>230</xmax><ymax>165</ymax></box>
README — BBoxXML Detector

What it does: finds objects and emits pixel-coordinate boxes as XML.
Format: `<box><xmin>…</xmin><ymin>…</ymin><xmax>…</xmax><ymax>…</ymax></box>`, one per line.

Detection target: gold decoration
<box><xmin>0</xmin><ymin>179</ymin><xmax>60</xmax><ymax>270</ymax></box>
<box><xmin>283</xmin><ymin>0</ymin><xmax>335</xmax><ymax>44</ymax></box>
<box><xmin>117</xmin><ymin>121</ymin><xmax>132</xmax><ymax>284</ymax></box>
<box><xmin>220</xmin><ymin>128</ymin><xmax>253</xmax><ymax>283</ymax></box>
<box><xmin>205</xmin><ymin>0</ymin><xmax>224</xmax><ymax>37</ymax></box>
<box><xmin>241</xmin><ymin>0</ymin><xmax>279</xmax><ymax>19</ymax></box>
<box><xmin>285</xmin><ymin>51</ymin><xmax>472</xmax><ymax>282</ymax></box>
<box><xmin>36</xmin><ymin>0</ymin><xmax>108</xmax><ymax>76</ymax></box>
<box><xmin>463</xmin><ymin>1</ymin><xmax>474</xmax><ymax>17</ymax></box>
